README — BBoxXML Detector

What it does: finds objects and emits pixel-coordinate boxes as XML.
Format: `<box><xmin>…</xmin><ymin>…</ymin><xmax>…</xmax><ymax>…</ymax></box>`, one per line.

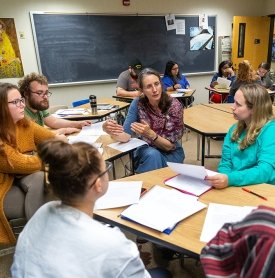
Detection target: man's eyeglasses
<box><xmin>31</xmin><ymin>90</ymin><xmax>52</xmax><ymax>98</ymax></box>
<box><xmin>8</xmin><ymin>98</ymin><xmax>25</xmax><ymax>107</ymax></box>
<box><xmin>90</xmin><ymin>161</ymin><xmax>113</xmax><ymax>187</ymax></box>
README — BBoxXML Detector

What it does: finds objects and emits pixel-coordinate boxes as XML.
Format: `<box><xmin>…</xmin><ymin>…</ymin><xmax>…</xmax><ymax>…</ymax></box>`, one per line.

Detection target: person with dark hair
<box><xmin>256</xmin><ymin>62</ymin><xmax>274</xmax><ymax>89</ymax></box>
<box><xmin>0</xmin><ymin>83</ymin><xmax>65</xmax><ymax>244</ymax></box>
<box><xmin>11</xmin><ymin>140</ymin><xmax>171</xmax><ymax>278</ymax></box>
<box><xmin>116</xmin><ymin>59</ymin><xmax>143</xmax><ymax>97</ymax></box>
<box><xmin>104</xmin><ymin>68</ymin><xmax>184</xmax><ymax>173</ymax></box>
<box><xmin>229</xmin><ymin>60</ymin><xmax>259</xmax><ymax>97</ymax></box>
<box><xmin>162</xmin><ymin>61</ymin><xmax>190</xmax><ymax>91</ymax></box>
<box><xmin>210</xmin><ymin>60</ymin><xmax>235</xmax><ymax>88</ymax></box>
<box><xmin>206</xmin><ymin>83</ymin><xmax>275</xmax><ymax>188</ymax></box>
<box><xmin>18</xmin><ymin>72</ymin><xmax>91</xmax><ymax>135</ymax></box>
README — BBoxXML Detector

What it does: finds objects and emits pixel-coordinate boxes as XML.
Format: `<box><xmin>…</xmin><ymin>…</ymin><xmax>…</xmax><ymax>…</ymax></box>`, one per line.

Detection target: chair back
<box><xmin>72</xmin><ymin>99</ymin><xmax>89</xmax><ymax>107</ymax></box>
<box><xmin>227</xmin><ymin>95</ymin><xmax>234</xmax><ymax>103</ymax></box>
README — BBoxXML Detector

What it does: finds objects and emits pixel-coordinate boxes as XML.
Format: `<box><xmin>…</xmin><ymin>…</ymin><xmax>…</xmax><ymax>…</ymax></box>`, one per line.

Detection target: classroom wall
<box><xmin>0</xmin><ymin>0</ymin><xmax>273</xmax><ymax>106</ymax></box>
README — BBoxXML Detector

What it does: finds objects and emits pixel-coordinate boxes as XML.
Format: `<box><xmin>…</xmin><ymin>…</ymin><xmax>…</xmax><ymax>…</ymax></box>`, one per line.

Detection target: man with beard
<box><xmin>116</xmin><ymin>59</ymin><xmax>143</xmax><ymax>97</ymax></box>
<box><xmin>18</xmin><ymin>73</ymin><xmax>91</xmax><ymax>135</ymax></box>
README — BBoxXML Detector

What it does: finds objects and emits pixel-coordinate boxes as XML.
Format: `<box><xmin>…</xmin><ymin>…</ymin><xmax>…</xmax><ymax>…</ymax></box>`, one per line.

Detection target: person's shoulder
<box><xmin>118</xmin><ymin>69</ymin><xmax>129</xmax><ymax>78</ymax></box>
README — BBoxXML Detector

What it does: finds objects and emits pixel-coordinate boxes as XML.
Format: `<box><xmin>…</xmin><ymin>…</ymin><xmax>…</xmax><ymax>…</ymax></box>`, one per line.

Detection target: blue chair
<box><xmin>226</xmin><ymin>95</ymin><xmax>234</xmax><ymax>103</ymax></box>
<box><xmin>72</xmin><ymin>99</ymin><xmax>89</xmax><ymax>107</ymax></box>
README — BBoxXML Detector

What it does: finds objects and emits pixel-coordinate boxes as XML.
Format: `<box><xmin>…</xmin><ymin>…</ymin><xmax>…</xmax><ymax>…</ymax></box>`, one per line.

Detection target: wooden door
<box><xmin>232</xmin><ymin>16</ymin><xmax>270</xmax><ymax>71</ymax></box>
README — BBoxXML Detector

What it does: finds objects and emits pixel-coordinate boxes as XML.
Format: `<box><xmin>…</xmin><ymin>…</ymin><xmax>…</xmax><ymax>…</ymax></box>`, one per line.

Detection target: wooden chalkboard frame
<box><xmin>30</xmin><ymin>12</ymin><xmax>216</xmax><ymax>86</ymax></box>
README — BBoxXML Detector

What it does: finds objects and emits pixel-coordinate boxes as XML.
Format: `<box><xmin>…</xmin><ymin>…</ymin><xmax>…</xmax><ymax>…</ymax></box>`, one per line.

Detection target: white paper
<box><xmin>108</xmin><ymin>138</ymin><xmax>148</xmax><ymax>152</ymax></box>
<box><xmin>170</xmin><ymin>93</ymin><xmax>185</xmax><ymax>97</ymax></box>
<box><xmin>165</xmin><ymin>14</ymin><xmax>176</xmax><ymax>31</ymax></box>
<box><xmin>216</xmin><ymin>77</ymin><xmax>231</xmax><ymax>89</ymax></box>
<box><xmin>200</xmin><ymin>203</ymin><xmax>256</xmax><ymax>242</ymax></box>
<box><xmin>95</xmin><ymin>181</ymin><xmax>142</xmax><ymax>210</ymax></box>
<box><xmin>68</xmin><ymin>134</ymin><xmax>99</xmax><ymax>145</ymax></box>
<box><xmin>165</xmin><ymin>163</ymin><xmax>216</xmax><ymax>196</ymax></box>
<box><xmin>79</xmin><ymin>121</ymin><xmax>107</xmax><ymax>136</ymax></box>
<box><xmin>121</xmin><ymin>185</ymin><xmax>206</xmax><ymax>232</ymax></box>
<box><xmin>54</xmin><ymin>108</ymin><xmax>88</xmax><ymax>115</ymax></box>
<box><xmin>199</xmin><ymin>14</ymin><xmax>208</xmax><ymax>29</ymax></box>
<box><xmin>175</xmin><ymin>19</ymin><xmax>185</xmax><ymax>35</ymax></box>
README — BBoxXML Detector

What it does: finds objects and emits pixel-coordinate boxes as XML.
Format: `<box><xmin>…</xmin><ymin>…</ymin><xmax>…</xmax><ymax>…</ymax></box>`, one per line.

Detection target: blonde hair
<box><xmin>231</xmin><ymin>83</ymin><xmax>274</xmax><ymax>150</ymax></box>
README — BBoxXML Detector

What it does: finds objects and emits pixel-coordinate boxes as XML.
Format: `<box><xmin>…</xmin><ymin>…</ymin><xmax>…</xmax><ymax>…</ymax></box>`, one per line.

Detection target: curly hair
<box><xmin>18</xmin><ymin>72</ymin><xmax>48</xmax><ymax>97</ymax></box>
<box><xmin>236</xmin><ymin>60</ymin><xmax>257</xmax><ymax>83</ymax></box>
<box><xmin>231</xmin><ymin>83</ymin><xmax>274</xmax><ymax>150</ymax></box>
<box><xmin>37</xmin><ymin>140</ymin><xmax>102</xmax><ymax>203</ymax></box>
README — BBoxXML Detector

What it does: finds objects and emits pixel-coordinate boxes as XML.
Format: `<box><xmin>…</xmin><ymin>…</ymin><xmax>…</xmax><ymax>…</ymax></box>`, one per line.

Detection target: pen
<box><xmin>242</xmin><ymin>188</ymin><xmax>267</xmax><ymax>201</ymax></box>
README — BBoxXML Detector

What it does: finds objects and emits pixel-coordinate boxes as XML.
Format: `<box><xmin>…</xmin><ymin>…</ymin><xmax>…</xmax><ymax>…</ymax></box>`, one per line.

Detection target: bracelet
<box><xmin>152</xmin><ymin>134</ymin><xmax>158</xmax><ymax>141</ymax></box>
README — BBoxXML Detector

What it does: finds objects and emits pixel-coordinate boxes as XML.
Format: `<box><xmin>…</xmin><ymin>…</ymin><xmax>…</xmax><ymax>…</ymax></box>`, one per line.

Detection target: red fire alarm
<box><xmin>123</xmin><ymin>0</ymin><xmax>130</xmax><ymax>6</ymax></box>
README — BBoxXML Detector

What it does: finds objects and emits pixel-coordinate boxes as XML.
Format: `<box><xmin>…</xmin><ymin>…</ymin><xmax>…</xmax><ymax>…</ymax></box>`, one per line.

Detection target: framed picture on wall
<box><xmin>0</xmin><ymin>18</ymin><xmax>24</xmax><ymax>78</ymax></box>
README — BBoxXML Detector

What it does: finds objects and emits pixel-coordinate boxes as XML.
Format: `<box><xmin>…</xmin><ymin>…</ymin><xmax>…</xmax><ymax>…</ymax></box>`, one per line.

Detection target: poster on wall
<box><xmin>190</xmin><ymin>26</ymin><xmax>214</xmax><ymax>51</ymax></box>
<box><xmin>0</xmin><ymin>18</ymin><xmax>24</xmax><ymax>79</ymax></box>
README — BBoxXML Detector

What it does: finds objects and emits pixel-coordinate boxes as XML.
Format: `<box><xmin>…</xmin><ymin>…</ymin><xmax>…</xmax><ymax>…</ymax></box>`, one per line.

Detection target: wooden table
<box><xmin>112</xmin><ymin>95</ymin><xmax>135</xmax><ymax>103</ymax></box>
<box><xmin>59</xmin><ymin>98</ymin><xmax>130</xmax><ymax>121</ymax></box>
<box><xmin>94</xmin><ymin>167</ymin><xmax>275</xmax><ymax>258</ymax></box>
<box><xmin>184</xmin><ymin>104</ymin><xmax>236</xmax><ymax>165</ymax></box>
<box><xmin>168</xmin><ymin>89</ymin><xmax>196</xmax><ymax>108</ymax></box>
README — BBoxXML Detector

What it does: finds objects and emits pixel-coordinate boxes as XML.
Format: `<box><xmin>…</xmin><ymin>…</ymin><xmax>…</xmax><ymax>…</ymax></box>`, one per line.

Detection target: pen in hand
<box><xmin>242</xmin><ymin>188</ymin><xmax>267</xmax><ymax>201</ymax></box>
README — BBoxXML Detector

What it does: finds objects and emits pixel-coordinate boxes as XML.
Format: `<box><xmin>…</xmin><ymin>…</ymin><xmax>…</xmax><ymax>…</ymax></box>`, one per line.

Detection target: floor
<box><xmin>0</xmin><ymin>131</ymin><xmax>223</xmax><ymax>278</ymax></box>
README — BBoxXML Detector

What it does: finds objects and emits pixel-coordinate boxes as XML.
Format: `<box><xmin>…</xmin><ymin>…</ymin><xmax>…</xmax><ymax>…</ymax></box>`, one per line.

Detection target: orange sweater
<box><xmin>0</xmin><ymin>121</ymin><xmax>54</xmax><ymax>244</ymax></box>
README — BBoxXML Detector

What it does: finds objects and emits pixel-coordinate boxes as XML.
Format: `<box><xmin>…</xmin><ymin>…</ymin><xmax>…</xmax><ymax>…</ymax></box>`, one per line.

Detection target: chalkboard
<box><xmin>30</xmin><ymin>13</ymin><xmax>216</xmax><ymax>85</ymax></box>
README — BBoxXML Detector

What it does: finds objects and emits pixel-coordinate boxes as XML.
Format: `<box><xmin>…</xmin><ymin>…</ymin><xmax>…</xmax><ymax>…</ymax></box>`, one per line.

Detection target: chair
<box><xmin>226</xmin><ymin>95</ymin><xmax>234</xmax><ymax>103</ymax></box>
<box><xmin>3</xmin><ymin>172</ymin><xmax>49</xmax><ymax>239</ymax></box>
<box><xmin>72</xmin><ymin>99</ymin><xmax>89</xmax><ymax>107</ymax></box>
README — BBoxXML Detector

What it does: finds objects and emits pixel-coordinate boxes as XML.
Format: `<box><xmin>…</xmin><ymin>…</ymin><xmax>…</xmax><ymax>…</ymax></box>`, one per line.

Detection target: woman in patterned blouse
<box><xmin>103</xmin><ymin>68</ymin><xmax>184</xmax><ymax>173</ymax></box>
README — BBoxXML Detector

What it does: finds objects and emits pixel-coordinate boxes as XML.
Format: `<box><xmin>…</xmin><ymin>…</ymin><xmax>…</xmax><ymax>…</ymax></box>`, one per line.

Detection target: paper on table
<box><xmin>121</xmin><ymin>185</ymin><xmax>206</xmax><ymax>233</ymax></box>
<box><xmin>108</xmin><ymin>138</ymin><xmax>148</xmax><ymax>152</ymax></box>
<box><xmin>54</xmin><ymin>108</ymin><xmax>88</xmax><ymax>115</ymax></box>
<box><xmin>200</xmin><ymin>203</ymin><xmax>256</xmax><ymax>242</ymax></box>
<box><xmin>68</xmin><ymin>134</ymin><xmax>99</xmax><ymax>145</ymax></box>
<box><xmin>170</xmin><ymin>93</ymin><xmax>185</xmax><ymax>97</ymax></box>
<box><xmin>165</xmin><ymin>163</ymin><xmax>216</xmax><ymax>196</ymax></box>
<box><xmin>94</xmin><ymin>181</ymin><xmax>142</xmax><ymax>210</ymax></box>
<box><xmin>79</xmin><ymin>121</ymin><xmax>107</xmax><ymax>136</ymax></box>
<box><xmin>216</xmin><ymin>77</ymin><xmax>231</xmax><ymax>89</ymax></box>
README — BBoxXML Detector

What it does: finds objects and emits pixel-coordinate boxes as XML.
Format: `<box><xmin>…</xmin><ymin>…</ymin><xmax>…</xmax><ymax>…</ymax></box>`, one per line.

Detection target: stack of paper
<box><xmin>120</xmin><ymin>185</ymin><xmax>207</xmax><ymax>233</ymax></box>
<box><xmin>164</xmin><ymin>162</ymin><xmax>217</xmax><ymax>196</ymax></box>
<box><xmin>54</xmin><ymin>108</ymin><xmax>88</xmax><ymax>116</ymax></box>
<box><xmin>95</xmin><ymin>181</ymin><xmax>142</xmax><ymax>210</ymax></box>
<box><xmin>200</xmin><ymin>203</ymin><xmax>255</xmax><ymax>242</ymax></box>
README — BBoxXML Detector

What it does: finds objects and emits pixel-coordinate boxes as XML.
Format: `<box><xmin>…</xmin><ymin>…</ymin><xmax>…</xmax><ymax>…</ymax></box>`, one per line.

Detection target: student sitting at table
<box><xmin>210</xmin><ymin>60</ymin><xmax>236</xmax><ymax>88</ymax></box>
<box><xmin>0</xmin><ymin>83</ymin><xmax>66</xmax><ymax>244</ymax></box>
<box><xmin>206</xmin><ymin>83</ymin><xmax>275</xmax><ymax>188</ymax></box>
<box><xmin>116</xmin><ymin>59</ymin><xmax>143</xmax><ymax>98</ymax></box>
<box><xmin>103</xmin><ymin>68</ymin><xmax>184</xmax><ymax>173</ymax></box>
<box><xmin>11</xmin><ymin>140</ymin><xmax>171</xmax><ymax>278</ymax></box>
<box><xmin>229</xmin><ymin>60</ymin><xmax>259</xmax><ymax>97</ymax></box>
<box><xmin>162</xmin><ymin>60</ymin><xmax>190</xmax><ymax>92</ymax></box>
<box><xmin>256</xmin><ymin>62</ymin><xmax>274</xmax><ymax>89</ymax></box>
<box><xmin>18</xmin><ymin>72</ymin><xmax>91</xmax><ymax>135</ymax></box>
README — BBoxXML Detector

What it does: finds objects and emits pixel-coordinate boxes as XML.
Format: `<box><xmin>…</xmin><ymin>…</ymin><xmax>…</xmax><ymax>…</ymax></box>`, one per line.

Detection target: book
<box><xmin>164</xmin><ymin>162</ymin><xmax>217</xmax><ymax>197</ymax></box>
<box><xmin>120</xmin><ymin>185</ymin><xmax>206</xmax><ymax>234</ymax></box>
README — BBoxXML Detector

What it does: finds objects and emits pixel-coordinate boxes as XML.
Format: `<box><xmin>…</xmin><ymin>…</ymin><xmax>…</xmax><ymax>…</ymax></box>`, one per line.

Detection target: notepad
<box><xmin>120</xmin><ymin>185</ymin><xmax>206</xmax><ymax>233</ymax></box>
<box><xmin>164</xmin><ymin>162</ymin><xmax>217</xmax><ymax>196</ymax></box>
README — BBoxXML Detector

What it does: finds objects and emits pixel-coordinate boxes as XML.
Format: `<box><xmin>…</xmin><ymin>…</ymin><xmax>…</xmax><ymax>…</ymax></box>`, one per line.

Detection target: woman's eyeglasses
<box><xmin>8</xmin><ymin>97</ymin><xmax>25</xmax><ymax>107</ymax></box>
<box><xmin>90</xmin><ymin>161</ymin><xmax>113</xmax><ymax>187</ymax></box>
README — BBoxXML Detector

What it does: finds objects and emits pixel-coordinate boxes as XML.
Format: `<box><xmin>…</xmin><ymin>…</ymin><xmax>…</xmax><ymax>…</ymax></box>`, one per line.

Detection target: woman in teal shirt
<box><xmin>206</xmin><ymin>83</ymin><xmax>275</xmax><ymax>188</ymax></box>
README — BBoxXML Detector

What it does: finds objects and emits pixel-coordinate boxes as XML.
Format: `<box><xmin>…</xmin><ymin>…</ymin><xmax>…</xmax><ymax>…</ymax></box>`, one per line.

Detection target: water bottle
<box><xmin>89</xmin><ymin>95</ymin><xmax>97</xmax><ymax>114</ymax></box>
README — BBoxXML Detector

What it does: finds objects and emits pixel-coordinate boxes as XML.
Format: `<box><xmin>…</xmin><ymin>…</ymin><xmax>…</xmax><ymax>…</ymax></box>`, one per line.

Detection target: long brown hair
<box><xmin>0</xmin><ymin>83</ymin><xmax>29</xmax><ymax>156</ymax></box>
<box><xmin>236</xmin><ymin>60</ymin><xmax>257</xmax><ymax>83</ymax></box>
<box><xmin>138</xmin><ymin>68</ymin><xmax>171</xmax><ymax>113</ymax></box>
<box><xmin>231</xmin><ymin>83</ymin><xmax>274</xmax><ymax>150</ymax></box>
